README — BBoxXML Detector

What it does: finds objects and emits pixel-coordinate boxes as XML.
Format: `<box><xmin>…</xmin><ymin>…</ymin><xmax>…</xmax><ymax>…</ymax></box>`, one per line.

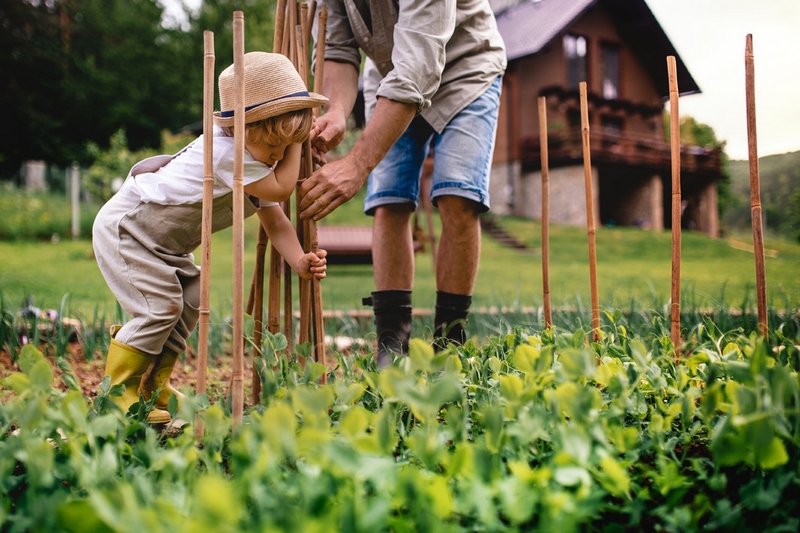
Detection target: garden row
<box><xmin>2</xmin><ymin>306</ymin><xmax>800</xmax><ymax>532</ymax></box>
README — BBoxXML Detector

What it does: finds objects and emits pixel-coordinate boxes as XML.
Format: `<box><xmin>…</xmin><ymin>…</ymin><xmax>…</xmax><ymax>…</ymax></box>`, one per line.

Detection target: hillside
<box><xmin>725</xmin><ymin>150</ymin><xmax>800</xmax><ymax>238</ymax></box>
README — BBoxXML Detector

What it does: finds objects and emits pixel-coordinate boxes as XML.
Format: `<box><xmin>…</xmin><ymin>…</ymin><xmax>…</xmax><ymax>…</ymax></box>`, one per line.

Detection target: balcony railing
<box><xmin>521</xmin><ymin>127</ymin><xmax>723</xmax><ymax>176</ymax></box>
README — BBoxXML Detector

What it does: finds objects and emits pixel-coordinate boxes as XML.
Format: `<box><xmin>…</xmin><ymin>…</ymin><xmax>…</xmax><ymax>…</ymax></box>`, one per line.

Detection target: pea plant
<box><xmin>1</xmin><ymin>315</ymin><xmax>799</xmax><ymax>532</ymax></box>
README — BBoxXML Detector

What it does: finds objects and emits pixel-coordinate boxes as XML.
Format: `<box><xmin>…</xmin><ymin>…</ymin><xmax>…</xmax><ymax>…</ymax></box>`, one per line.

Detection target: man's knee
<box><xmin>437</xmin><ymin>196</ymin><xmax>481</xmax><ymax>225</ymax></box>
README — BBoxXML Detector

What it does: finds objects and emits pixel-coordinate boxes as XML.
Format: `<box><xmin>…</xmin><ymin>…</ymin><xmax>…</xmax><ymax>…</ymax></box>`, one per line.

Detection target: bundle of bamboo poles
<box><xmin>247</xmin><ymin>0</ymin><xmax>329</xmax><ymax>398</ymax></box>
<box><xmin>194</xmin><ymin>5</ymin><xmax>329</xmax><ymax>428</ymax></box>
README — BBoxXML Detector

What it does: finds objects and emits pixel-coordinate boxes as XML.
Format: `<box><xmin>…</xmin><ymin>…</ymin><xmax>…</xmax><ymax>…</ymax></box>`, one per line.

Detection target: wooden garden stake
<box><xmin>538</xmin><ymin>96</ymin><xmax>552</xmax><ymax>329</ymax></box>
<box><xmin>274</xmin><ymin>0</ymin><xmax>286</xmax><ymax>54</ymax></box>
<box><xmin>248</xmin><ymin>227</ymin><xmax>267</xmax><ymax>404</ymax></box>
<box><xmin>311</xmin><ymin>5</ymin><xmax>328</xmax><ymax>376</ymax></box>
<box><xmin>579</xmin><ymin>82</ymin><xmax>600</xmax><ymax>342</ymax></box>
<box><xmin>745</xmin><ymin>34</ymin><xmax>768</xmax><ymax>336</ymax></box>
<box><xmin>231</xmin><ymin>11</ymin><xmax>246</xmax><ymax>427</ymax></box>
<box><xmin>196</xmin><ymin>30</ymin><xmax>214</xmax><ymax>439</ymax></box>
<box><xmin>667</xmin><ymin>56</ymin><xmax>682</xmax><ymax>355</ymax></box>
<box><xmin>296</xmin><ymin>20</ymin><xmax>327</xmax><ymax>379</ymax></box>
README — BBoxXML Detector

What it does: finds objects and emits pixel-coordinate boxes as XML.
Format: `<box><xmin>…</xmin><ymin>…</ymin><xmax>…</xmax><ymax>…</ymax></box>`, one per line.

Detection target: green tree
<box><xmin>666</xmin><ymin>114</ymin><xmax>734</xmax><ymax>221</ymax></box>
<box><xmin>1</xmin><ymin>0</ymin><xmax>280</xmax><ymax>181</ymax></box>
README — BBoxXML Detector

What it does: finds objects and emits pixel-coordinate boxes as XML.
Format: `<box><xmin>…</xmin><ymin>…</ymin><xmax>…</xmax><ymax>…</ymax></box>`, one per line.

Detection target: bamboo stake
<box><xmin>273</xmin><ymin>0</ymin><xmax>286</xmax><ymax>53</ymax></box>
<box><xmin>231</xmin><ymin>11</ymin><xmax>246</xmax><ymax>427</ymax></box>
<box><xmin>667</xmin><ymin>56</ymin><xmax>682</xmax><ymax>355</ymax></box>
<box><xmin>579</xmin><ymin>83</ymin><xmax>600</xmax><ymax>342</ymax></box>
<box><xmin>310</xmin><ymin>5</ymin><xmax>327</xmax><ymax>378</ymax></box>
<box><xmin>745</xmin><ymin>34</ymin><xmax>769</xmax><ymax>337</ymax></box>
<box><xmin>298</xmin><ymin>4</ymin><xmax>327</xmax><ymax>347</ymax></box>
<box><xmin>249</xmin><ymin>229</ymin><xmax>267</xmax><ymax>404</ymax></box>
<box><xmin>538</xmin><ymin>96</ymin><xmax>552</xmax><ymax>329</ymax></box>
<box><xmin>196</xmin><ymin>30</ymin><xmax>214</xmax><ymax>440</ymax></box>
<box><xmin>300</xmin><ymin>2</ymin><xmax>310</xmax><ymax>56</ymax></box>
<box><xmin>296</xmin><ymin>22</ymin><xmax>327</xmax><ymax>380</ymax></box>
<box><xmin>307</xmin><ymin>0</ymin><xmax>317</xmax><ymax>31</ymax></box>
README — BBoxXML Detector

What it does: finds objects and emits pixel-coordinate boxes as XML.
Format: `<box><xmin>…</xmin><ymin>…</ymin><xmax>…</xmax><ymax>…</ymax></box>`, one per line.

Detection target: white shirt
<box><xmin>129</xmin><ymin>126</ymin><xmax>277</xmax><ymax>207</ymax></box>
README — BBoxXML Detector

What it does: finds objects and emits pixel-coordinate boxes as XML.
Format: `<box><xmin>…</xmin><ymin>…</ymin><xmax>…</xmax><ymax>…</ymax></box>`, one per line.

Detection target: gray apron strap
<box><xmin>343</xmin><ymin>0</ymin><xmax>397</xmax><ymax>76</ymax></box>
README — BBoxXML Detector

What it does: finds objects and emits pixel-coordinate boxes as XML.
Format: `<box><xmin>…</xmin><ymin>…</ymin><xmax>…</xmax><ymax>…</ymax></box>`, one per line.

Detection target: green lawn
<box><xmin>1</xmin><ymin>202</ymin><xmax>798</xmax><ymax>319</ymax></box>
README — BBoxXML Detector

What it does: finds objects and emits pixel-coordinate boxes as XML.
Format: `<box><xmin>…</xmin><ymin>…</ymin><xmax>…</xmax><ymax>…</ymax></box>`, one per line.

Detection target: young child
<box><xmin>92</xmin><ymin>52</ymin><xmax>328</xmax><ymax>423</ymax></box>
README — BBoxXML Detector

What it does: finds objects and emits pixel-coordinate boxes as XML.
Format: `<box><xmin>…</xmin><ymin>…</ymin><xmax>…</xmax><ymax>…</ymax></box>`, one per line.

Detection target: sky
<box><xmin>644</xmin><ymin>0</ymin><xmax>800</xmax><ymax>160</ymax></box>
<box><xmin>162</xmin><ymin>0</ymin><xmax>800</xmax><ymax>161</ymax></box>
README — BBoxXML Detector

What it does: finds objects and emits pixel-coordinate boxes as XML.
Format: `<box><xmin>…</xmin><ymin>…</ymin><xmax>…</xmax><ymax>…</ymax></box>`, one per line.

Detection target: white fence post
<box><xmin>71</xmin><ymin>163</ymin><xmax>80</xmax><ymax>239</ymax></box>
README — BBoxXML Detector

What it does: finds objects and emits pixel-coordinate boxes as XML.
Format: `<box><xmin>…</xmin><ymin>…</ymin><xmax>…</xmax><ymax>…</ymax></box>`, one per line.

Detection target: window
<box><xmin>600</xmin><ymin>42</ymin><xmax>620</xmax><ymax>100</ymax></box>
<box><xmin>564</xmin><ymin>34</ymin><xmax>587</xmax><ymax>89</ymax></box>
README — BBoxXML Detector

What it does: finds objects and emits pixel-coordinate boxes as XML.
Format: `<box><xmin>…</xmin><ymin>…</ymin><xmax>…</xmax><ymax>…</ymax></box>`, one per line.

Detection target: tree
<box><xmin>0</xmin><ymin>0</ymin><xmax>279</xmax><ymax>181</ymax></box>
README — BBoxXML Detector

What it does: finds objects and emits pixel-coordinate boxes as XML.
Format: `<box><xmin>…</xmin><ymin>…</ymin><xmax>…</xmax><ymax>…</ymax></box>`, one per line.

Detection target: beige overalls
<box><xmin>92</xmin><ymin>155</ymin><xmax>258</xmax><ymax>356</ymax></box>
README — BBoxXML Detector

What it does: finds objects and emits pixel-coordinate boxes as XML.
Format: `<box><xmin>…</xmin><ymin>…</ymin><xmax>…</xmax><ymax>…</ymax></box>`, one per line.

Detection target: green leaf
<box><xmin>339</xmin><ymin>405</ymin><xmax>370</xmax><ymax>438</ymax></box>
<box><xmin>408</xmin><ymin>338</ymin><xmax>436</xmax><ymax>372</ymax></box>
<box><xmin>18</xmin><ymin>344</ymin><xmax>44</xmax><ymax>374</ymax></box>
<box><xmin>558</xmin><ymin>347</ymin><xmax>596</xmax><ymax>380</ymax></box>
<box><xmin>756</xmin><ymin>436</ymin><xmax>789</xmax><ymax>470</ymax></box>
<box><xmin>597</xmin><ymin>455</ymin><xmax>631</xmax><ymax>496</ymax></box>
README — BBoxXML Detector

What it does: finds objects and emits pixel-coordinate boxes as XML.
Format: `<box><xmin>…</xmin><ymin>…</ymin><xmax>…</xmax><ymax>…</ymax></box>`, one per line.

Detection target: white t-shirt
<box><xmin>129</xmin><ymin>126</ymin><xmax>278</xmax><ymax>207</ymax></box>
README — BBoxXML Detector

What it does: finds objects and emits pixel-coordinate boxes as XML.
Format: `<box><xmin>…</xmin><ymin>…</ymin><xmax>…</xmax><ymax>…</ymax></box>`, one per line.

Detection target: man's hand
<box><xmin>310</xmin><ymin>111</ymin><xmax>347</xmax><ymax>159</ymax></box>
<box><xmin>299</xmin><ymin>156</ymin><xmax>367</xmax><ymax>221</ymax></box>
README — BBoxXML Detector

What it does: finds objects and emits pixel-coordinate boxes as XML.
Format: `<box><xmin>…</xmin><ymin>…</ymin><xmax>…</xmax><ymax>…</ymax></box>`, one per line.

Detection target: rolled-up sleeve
<box><xmin>377</xmin><ymin>0</ymin><xmax>456</xmax><ymax>112</ymax></box>
<box><xmin>323</xmin><ymin>0</ymin><xmax>362</xmax><ymax>70</ymax></box>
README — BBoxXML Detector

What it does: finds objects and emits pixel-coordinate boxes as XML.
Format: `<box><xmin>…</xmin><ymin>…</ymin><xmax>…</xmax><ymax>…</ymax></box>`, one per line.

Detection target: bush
<box><xmin>0</xmin><ymin>184</ymin><xmax>99</xmax><ymax>241</ymax></box>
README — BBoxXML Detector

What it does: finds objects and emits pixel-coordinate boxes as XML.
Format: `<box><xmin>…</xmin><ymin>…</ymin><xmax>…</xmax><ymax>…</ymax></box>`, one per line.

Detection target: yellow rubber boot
<box><xmin>141</xmin><ymin>349</ymin><xmax>186</xmax><ymax>412</ymax></box>
<box><xmin>103</xmin><ymin>338</ymin><xmax>171</xmax><ymax>424</ymax></box>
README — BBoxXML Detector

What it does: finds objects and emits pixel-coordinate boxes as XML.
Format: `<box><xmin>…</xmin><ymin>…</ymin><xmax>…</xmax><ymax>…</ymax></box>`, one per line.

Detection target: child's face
<box><xmin>246</xmin><ymin>140</ymin><xmax>291</xmax><ymax>167</ymax></box>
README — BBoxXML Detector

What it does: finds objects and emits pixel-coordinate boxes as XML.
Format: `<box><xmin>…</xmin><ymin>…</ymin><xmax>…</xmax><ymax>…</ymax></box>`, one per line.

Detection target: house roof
<box><xmin>493</xmin><ymin>0</ymin><xmax>700</xmax><ymax>98</ymax></box>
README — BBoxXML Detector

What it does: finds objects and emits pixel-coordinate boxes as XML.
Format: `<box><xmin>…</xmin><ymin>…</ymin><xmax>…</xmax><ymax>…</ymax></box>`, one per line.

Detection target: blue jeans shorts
<box><xmin>364</xmin><ymin>76</ymin><xmax>502</xmax><ymax>215</ymax></box>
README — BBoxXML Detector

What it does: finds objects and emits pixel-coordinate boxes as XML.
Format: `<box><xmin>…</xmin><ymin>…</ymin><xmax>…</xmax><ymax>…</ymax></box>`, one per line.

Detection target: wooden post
<box><xmin>273</xmin><ymin>0</ymin><xmax>286</xmax><ymax>53</ymax></box>
<box><xmin>231</xmin><ymin>11</ymin><xmax>245</xmax><ymax>427</ymax></box>
<box><xmin>745</xmin><ymin>34</ymin><xmax>769</xmax><ymax>337</ymax></box>
<box><xmin>538</xmin><ymin>96</ymin><xmax>552</xmax><ymax>329</ymax></box>
<box><xmin>579</xmin><ymin>82</ymin><xmax>600</xmax><ymax>342</ymax></box>
<box><xmin>249</xmin><ymin>229</ymin><xmax>267</xmax><ymax>404</ymax></box>
<box><xmin>70</xmin><ymin>163</ymin><xmax>80</xmax><ymax>239</ymax></box>
<box><xmin>296</xmin><ymin>21</ymin><xmax>327</xmax><ymax>380</ymax></box>
<box><xmin>196</xmin><ymin>30</ymin><xmax>215</xmax><ymax>439</ymax></box>
<box><xmin>311</xmin><ymin>5</ymin><xmax>328</xmax><ymax>378</ymax></box>
<box><xmin>667</xmin><ymin>56</ymin><xmax>682</xmax><ymax>355</ymax></box>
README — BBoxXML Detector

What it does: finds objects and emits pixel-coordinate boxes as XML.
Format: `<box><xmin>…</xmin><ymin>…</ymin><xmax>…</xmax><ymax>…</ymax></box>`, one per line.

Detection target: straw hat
<box><xmin>214</xmin><ymin>52</ymin><xmax>327</xmax><ymax>127</ymax></box>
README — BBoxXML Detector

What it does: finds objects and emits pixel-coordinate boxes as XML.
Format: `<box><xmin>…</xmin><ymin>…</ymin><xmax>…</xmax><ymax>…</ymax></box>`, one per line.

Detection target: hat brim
<box><xmin>214</xmin><ymin>92</ymin><xmax>327</xmax><ymax>127</ymax></box>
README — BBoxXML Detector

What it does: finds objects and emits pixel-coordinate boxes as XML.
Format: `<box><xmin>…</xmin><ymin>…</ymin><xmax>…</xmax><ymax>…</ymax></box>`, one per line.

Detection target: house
<box><xmin>489</xmin><ymin>0</ymin><xmax>722</xmax><ymax>236</ymax></box>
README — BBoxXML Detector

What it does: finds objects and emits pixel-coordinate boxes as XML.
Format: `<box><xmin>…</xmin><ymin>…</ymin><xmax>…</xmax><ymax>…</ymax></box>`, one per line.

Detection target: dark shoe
<box><xmin>433</xmin><ymin>291</ymin><xmax>472</xmax><ymax>350</ymax></box>
<box><xmin>363</xmin><ymin>290</ymin><xmax>413</xmax><ymax>369</ymax></box>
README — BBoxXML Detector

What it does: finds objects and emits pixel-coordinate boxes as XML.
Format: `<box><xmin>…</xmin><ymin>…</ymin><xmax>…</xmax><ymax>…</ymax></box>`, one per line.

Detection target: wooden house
<box><xmin>490</xmin><ymin>0</ymin><xmax>722</xmax><ymax>236</ymax></box>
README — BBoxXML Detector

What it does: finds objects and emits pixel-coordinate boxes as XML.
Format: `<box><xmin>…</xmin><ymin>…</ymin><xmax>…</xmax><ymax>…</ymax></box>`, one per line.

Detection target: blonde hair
<box><xmin>222</xmin><ymin>108</ymin><xmax>313</xmax><ymax>146</ymax></box>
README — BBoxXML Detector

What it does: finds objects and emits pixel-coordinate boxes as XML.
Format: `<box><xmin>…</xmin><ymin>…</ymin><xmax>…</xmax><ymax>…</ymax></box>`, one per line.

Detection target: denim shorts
<box><xmin>364</xmin><ymin>76</ymin><xmax>502</xmax><ymax>215</ymax></box>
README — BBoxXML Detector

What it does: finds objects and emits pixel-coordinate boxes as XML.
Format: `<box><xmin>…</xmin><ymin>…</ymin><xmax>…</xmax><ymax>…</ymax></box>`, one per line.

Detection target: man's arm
<box><xmin>299</xmin><ymin>95</ymin><xmax>416</xmax><ymax>221</ymax></box>
<box><xmin>310</xmin><ymin>61</ymin><xmax>360</xmax><ymax>157</ymax></box>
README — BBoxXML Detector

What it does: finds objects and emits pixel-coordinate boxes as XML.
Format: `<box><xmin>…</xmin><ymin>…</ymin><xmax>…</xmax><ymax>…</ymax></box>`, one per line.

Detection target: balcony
<box><xmin>521</xmin><ymin>127</ymin><xmax>723</xmax><ymax>177</ymax></box>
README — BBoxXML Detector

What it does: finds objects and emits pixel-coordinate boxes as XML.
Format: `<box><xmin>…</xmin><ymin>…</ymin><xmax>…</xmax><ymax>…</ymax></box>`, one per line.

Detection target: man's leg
<box><xmin>373</xmin><ymin>203</ymin><xmax>415</xmax><ymax>290</ymax></box>
<box><xmin>368</xmin><ymin>203</ymin><xmax>415</xmax><ymax>367</ymax></box>
<box><xmin>433</xmin><ymin>196</ymin><xmax>481</xmax><ymax>348</ymax></box>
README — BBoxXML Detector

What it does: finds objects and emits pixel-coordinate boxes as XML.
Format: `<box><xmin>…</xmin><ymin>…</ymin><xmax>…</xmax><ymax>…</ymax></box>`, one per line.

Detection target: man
<box><xmin>299</xmin><ymin>0</ymin><xmax>506</xmax><ymax>367</ymax></box>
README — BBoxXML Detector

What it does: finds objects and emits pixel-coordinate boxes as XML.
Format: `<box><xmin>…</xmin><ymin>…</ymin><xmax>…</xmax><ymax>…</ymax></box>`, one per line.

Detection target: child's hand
<box><xmin>296</xmin><ymin>249</ymin><xmax>328</xmax><ymax>280</ymax></box>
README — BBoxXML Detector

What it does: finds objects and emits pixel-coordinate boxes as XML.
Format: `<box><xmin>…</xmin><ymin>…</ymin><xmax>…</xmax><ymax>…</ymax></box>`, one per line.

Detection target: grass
<box><xmin>1</xmin><ymin>188</ymin><xmax>799</xmax><ymax>321</ymax></box>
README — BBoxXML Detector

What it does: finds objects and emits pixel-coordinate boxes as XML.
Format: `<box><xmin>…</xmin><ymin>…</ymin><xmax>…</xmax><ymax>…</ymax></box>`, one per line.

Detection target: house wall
<box><xmin>491</xmin><ymin>165</ymin><xmax>600</xmax><ymax>227</ymax></box>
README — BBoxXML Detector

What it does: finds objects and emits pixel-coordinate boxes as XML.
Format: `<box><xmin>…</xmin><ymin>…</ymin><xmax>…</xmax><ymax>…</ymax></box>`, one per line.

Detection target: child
<box><xmin>92</xmin><ymin>52</ymin><xmax>328</xmax><ymax>423</ymax></box>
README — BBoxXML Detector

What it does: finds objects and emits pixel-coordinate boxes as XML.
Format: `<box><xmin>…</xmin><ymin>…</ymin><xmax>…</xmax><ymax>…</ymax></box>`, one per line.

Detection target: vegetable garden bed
<box><xmin>2</xmin><ymin>306</ymin><xmax>800</xmax><ymax>532</ymax></box>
